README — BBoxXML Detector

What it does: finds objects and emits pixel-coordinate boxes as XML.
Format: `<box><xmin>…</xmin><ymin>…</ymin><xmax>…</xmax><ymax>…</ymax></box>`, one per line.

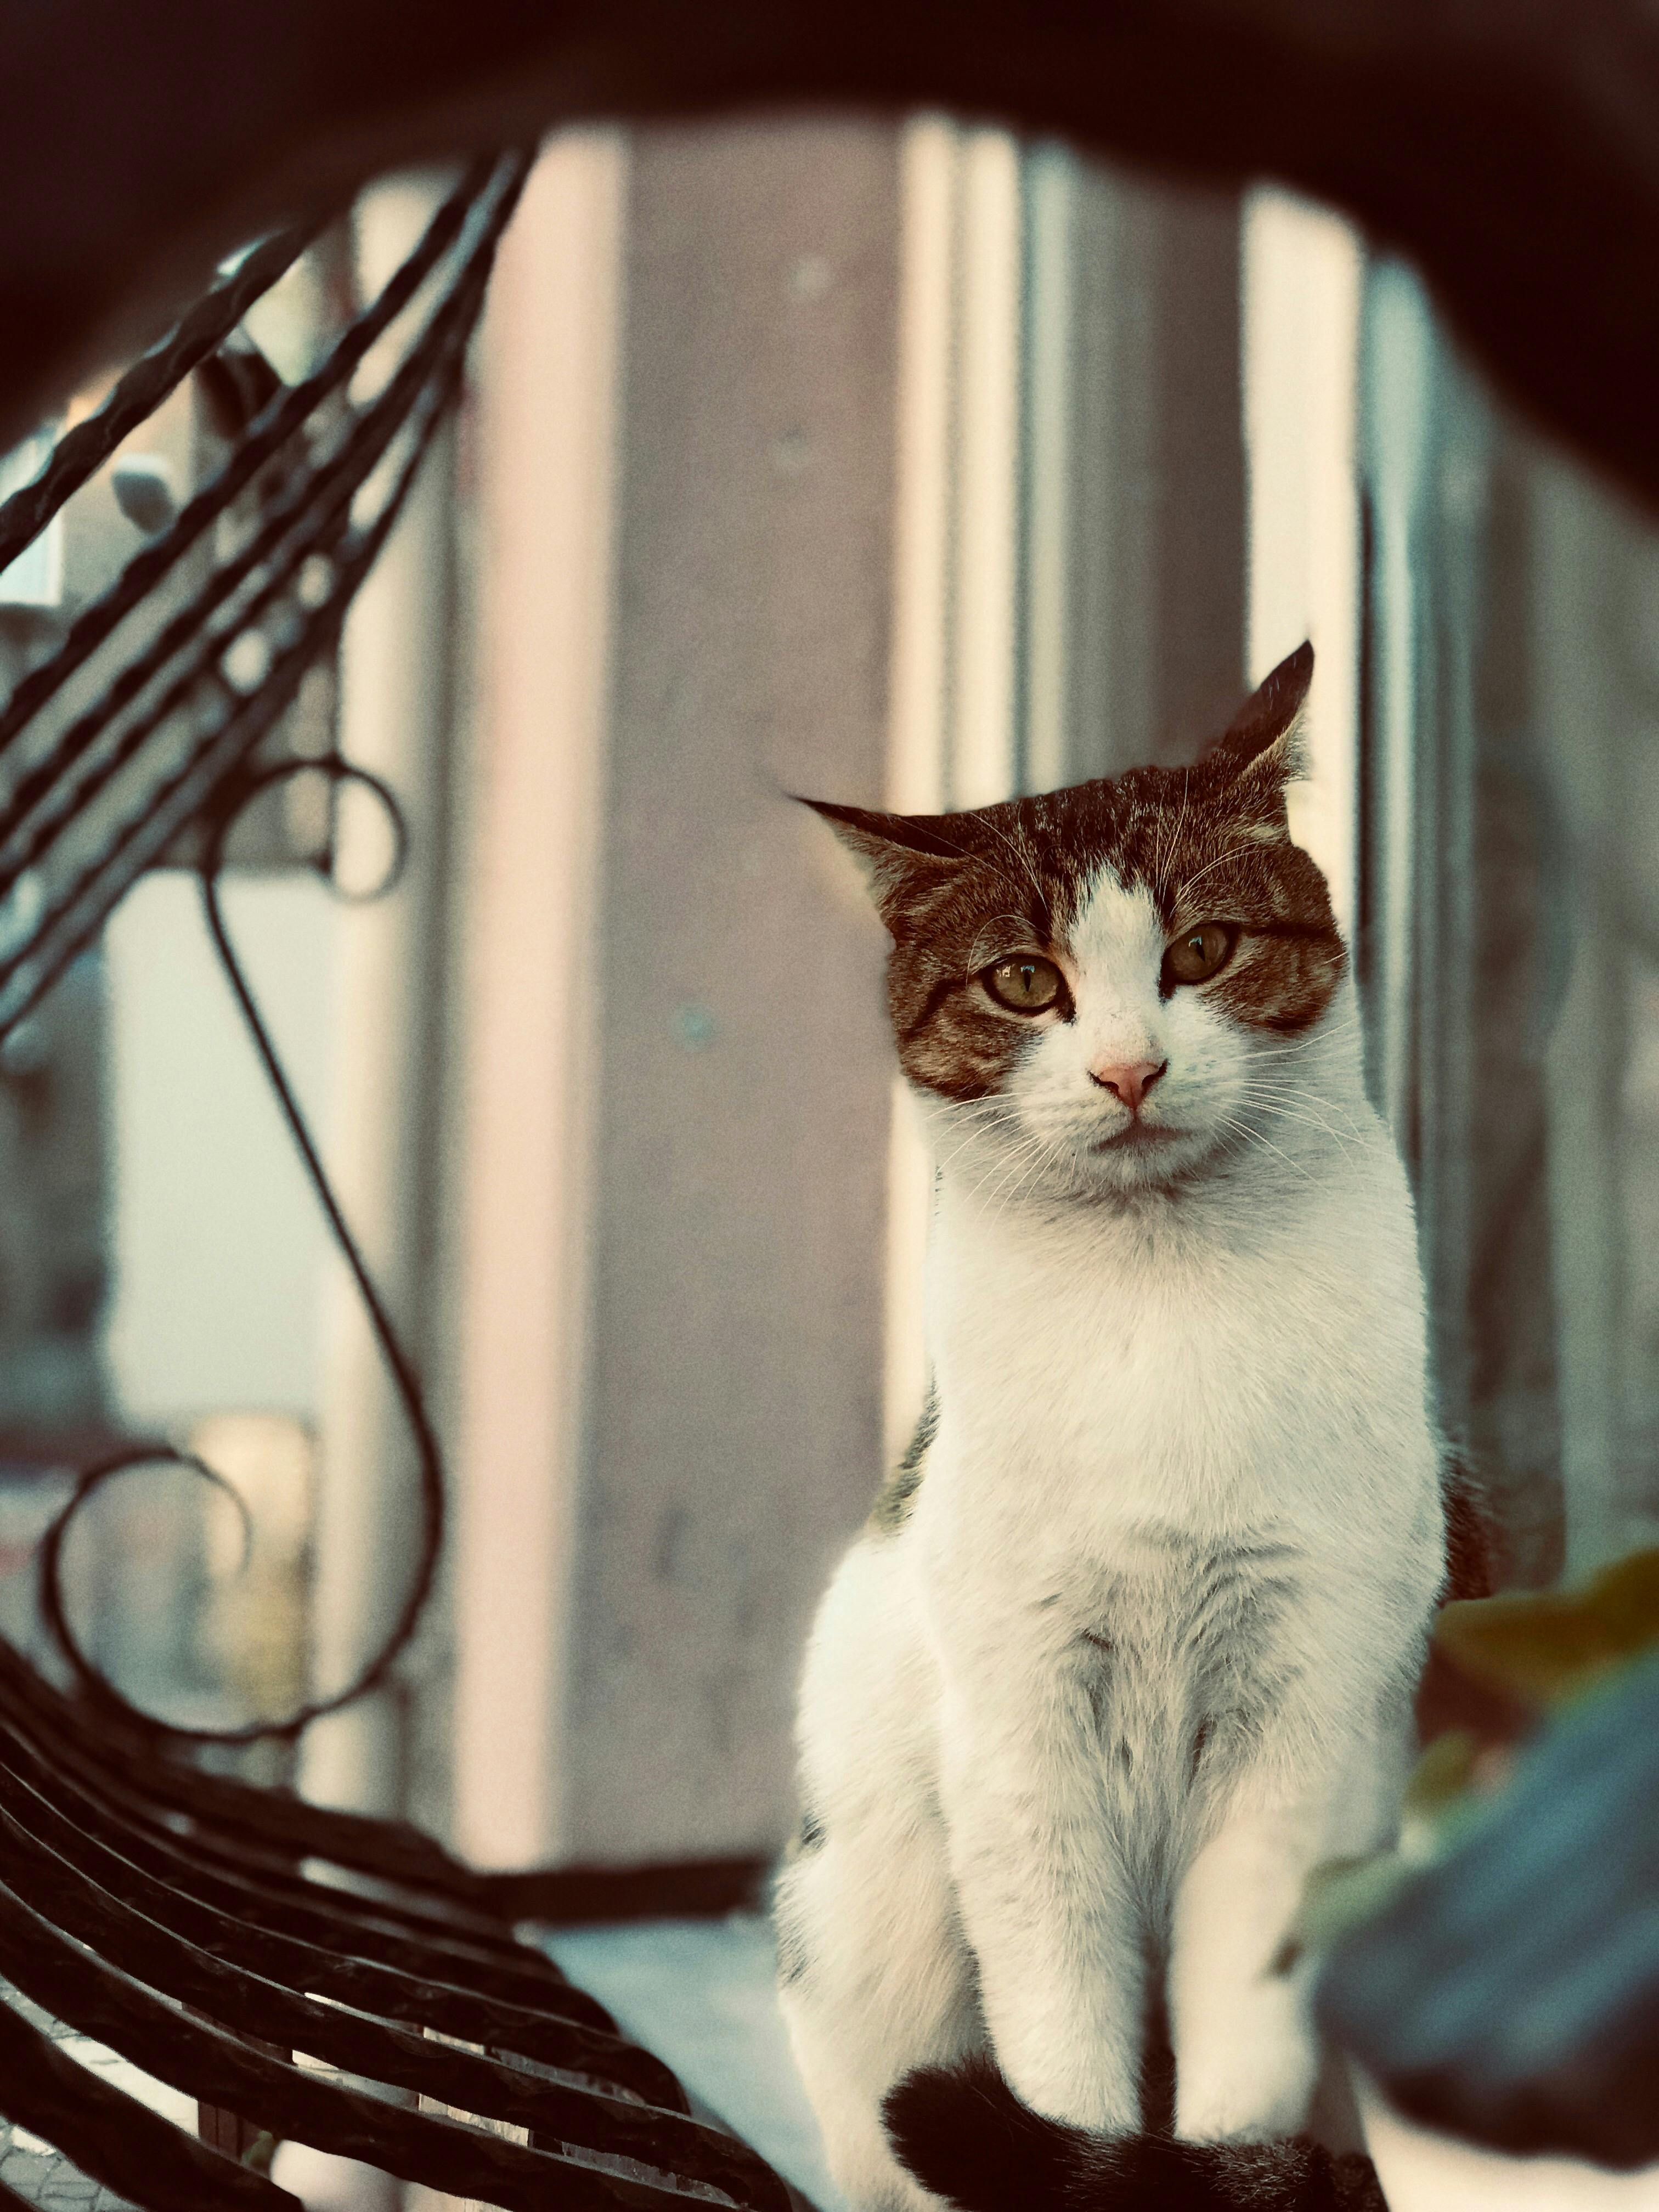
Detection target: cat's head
<box><xmin>806</xmin><ymin>644</ymin><xmax>1350</xmax><ymax>1199</ymax></box>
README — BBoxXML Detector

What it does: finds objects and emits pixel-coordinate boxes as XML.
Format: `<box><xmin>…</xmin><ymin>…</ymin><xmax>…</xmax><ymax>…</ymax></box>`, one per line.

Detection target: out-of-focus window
<box><xmin>1354</xmin><ymin>257</ymin><xmax>1659</xmax><ymax>1589</ymax></box>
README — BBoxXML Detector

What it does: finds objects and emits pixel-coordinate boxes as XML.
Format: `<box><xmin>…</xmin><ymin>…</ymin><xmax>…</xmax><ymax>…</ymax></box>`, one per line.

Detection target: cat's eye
<box><xmin>983</xmin><ymin>954</ymin><xmax>1064</xmax><ymax>1014</ymax></box>
<box><xmin>1163</xmin><ymin>922</ymin><xmax>1237</xmax><ymax>988</ymax></box>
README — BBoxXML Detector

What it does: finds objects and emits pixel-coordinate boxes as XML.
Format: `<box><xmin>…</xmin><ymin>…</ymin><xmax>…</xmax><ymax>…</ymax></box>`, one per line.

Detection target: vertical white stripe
<box><xmin>1243</xmin><ymin>188</ymin><xmax>1363</xmax><ymax>947</ymax></box>
<box><xmin>1022</xmin><ymin>145</ymin><xmax>1076</xmax><ymax>796</ymax></box>
<box><xmin>450</xmin><ymin>132</ymin><xmax>626</xmax><ymax>1867</ymax></box>
<box><xmin>950</xmin><ymin>129</ymin><xmax>1024</xmax><ymax>810</ymax></box>
<box><xmin>303</xmin><ymin>176</ymin><xmax>458</xmax><ymax>1818</ymax></box>
<box><xmin>887</xmin><ymin>116</ymin><xmax>958</xmax><ymax>821</ymax></box>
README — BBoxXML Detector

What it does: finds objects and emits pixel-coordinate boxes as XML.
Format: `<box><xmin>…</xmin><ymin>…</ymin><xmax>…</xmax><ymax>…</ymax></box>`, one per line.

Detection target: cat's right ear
<box><xmin>1209</xmin><ymin>643</ymin><xmax>1313</xmax><ymax>780</ymax></box>
<box><xmin>796</xmin><ymin>798</ymin><xmax>968</xmax><ymax>921</ymax></box>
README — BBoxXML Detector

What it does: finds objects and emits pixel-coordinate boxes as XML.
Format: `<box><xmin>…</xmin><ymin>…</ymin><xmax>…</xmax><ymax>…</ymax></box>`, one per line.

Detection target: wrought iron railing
<box><xmin>0</xmin><ymin>149</ymin><xmax>791</xmax><ymax>2212</ymax></box>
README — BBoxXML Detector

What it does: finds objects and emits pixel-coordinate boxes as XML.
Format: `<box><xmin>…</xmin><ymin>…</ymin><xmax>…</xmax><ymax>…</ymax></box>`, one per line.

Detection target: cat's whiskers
<box><xmin>1229</xmin><ymin>1108</ymin><xmax>1363</xmax><ymax>1169</ymax></box>
<box><xmin>1235</xmin><ymin>1063</ymin><xmax>1361</xmax><ymax>1099</ymax></box>
<box><xmin>1234</xmin><ymin>1076</ymin><xmax>1363</xmax><ymax>1126</ymax></box>
<box><xmin>938</xmin><ymin>1097</ymin><xmax>1040</xmax><ymax>1186</ymax></box>
<box><xmin>1227</xmin><ymin>1082</ymin><xmax>1365</xmax><ymax>1152</ymax></box>
<box><xmin>969</xmin><ymin>1149</ymin><xmax>1049</xmax><ymax>1215</ymax></box>
<box><xmin>931</xmin><ymin>1104</ymin><xmax>1017</xmax><ymax>1183</ymax></box>
<box><xmin>950</xmin><ymin>1098</ymin><xmax>1098</xmax><ymax>1211</ymax></box>
<box><xmin>1249</xmin><ymin>1027</ymin><xmax>1369</xmax><ymax>1096</ymax></box>
<box><xmin>943</xmin><ymin>1137</ymin><xmax>1014</xmax><ymax>1193</ymax></box>
<box><xmin>1230</xmin><ymin>1087</ymin><xmax>1352</xmax><ymax>1130</ymax></box>
<box><xmin>1230</xmin><ymin>1070</ymin><xmax>1364</xmax><ymax>1126</ymax></box>
<box><xmin>988</xmin><ymin>1128</ymin><xmax>1080</xmax><ymax>1214</ymax></box>
<box><xmin>962</xmin><ymin>1121</ymin><xmax>1070</xmax><ymax>1210</ymax></box>
<box><xmin>1252</xmin><ymin>1007</ymin><xmax>1364</xmax><ymax>1062</ymax></box>
<box><xmin>1212</xmin><ymin>1110</ymin><xmax>1316</xmax><ymax>1185</ymax></box>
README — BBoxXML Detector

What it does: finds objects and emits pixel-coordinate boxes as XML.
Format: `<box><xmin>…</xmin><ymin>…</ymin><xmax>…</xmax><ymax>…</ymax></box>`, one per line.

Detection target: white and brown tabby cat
<box><xmin>776</xmin><ymin>646</ymin><xmax>1444</xmax><ymax>2211</ymax></box>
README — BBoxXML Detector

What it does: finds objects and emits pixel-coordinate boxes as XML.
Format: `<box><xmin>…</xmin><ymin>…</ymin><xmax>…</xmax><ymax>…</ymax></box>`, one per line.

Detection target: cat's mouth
<box><xmin>1093</xmin><ymin>1122</ymin><xmax>1184</xmax><ymax>1152</ymax></box>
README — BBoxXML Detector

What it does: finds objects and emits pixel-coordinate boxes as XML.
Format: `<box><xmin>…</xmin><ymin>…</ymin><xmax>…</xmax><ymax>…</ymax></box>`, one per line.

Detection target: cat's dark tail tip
<box><xmin>882</xmin><ymin>2059</ymin><xmax>1389</xmax><ymax>2211</ymax></box>
<box><xmin>882</xmin><ymin>2057</ymin><xmax>1088</xmax><ymax>2210</ymax></box>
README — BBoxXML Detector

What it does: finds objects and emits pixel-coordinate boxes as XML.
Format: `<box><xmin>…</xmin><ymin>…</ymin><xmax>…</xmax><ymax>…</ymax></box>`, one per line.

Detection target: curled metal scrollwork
<box><xmin>37</xmin><ymin>757</ymin><xmax>438</xmax><ymax>1747</ymax></box>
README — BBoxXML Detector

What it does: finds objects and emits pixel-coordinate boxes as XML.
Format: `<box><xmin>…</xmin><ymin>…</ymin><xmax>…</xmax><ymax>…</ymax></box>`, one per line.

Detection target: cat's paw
<box><xmin>1173</xmin><ymin>1997</ymin><xmax>1318</xmax><ymax>2145</ymax></box>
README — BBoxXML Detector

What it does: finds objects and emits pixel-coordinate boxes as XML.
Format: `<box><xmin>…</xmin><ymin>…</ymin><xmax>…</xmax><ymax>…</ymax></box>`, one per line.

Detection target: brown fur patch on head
<box><xmin>805</xmin><ymin>645</ymin><xmax>1342</xmax><ymax>1095</ymax></box>
<box><xmin>1159</xmin><ymin>792</ymin><xmax>1346</xmax><ymax>1037</ymax></box>
<box><xmin>801</xmin><ymin>798</ymin><xmax>1061</xmax><ymax>1099</ymax></box>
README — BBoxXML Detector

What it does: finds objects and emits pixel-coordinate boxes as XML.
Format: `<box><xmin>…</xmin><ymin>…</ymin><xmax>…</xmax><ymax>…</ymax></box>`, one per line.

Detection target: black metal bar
<box><xmin>0</xmin><ymin>1991</ymin><xmax>298</xmax><ymax>2211</ymax></box>
<box><xmin>0</xmin><ymin>348</ymin><xmax>453</xmax><ymax>1041</ymax></box>
<box><xmin>0</xmin><ymin>1877</ymin><xmax>742</xmax><ymax>2211</ymax></box>
<box><xmin>0</xmin><ymin>1637</ymin><xmax>501</xmax><ymax>1907</ymax></box>
<box><xmin>0</xmin><ymin>1795</ymin><xmax>787</xmax><ymax>2212</ymax></box>
<box><xmin>0</xmin><ymin>1660</ymin><xmax>568</xmax><ymax>2007</ymax></box>
<box><xmin>0</xmin><ymin>268</ymin><xmax>469</xmax><ymax>881</ymax></box>
<box><xmin>0</xmin><ymin>151</ymin><xmax>507</xmax><ymax>768</ymax></box>
<box><xmin>489</xmin><ymin>1857</ymin><xmax>774</xmax><ymax>1927</ymax></box>
<box><xmin>0</xmin><ymin>1728</ymin><xmax>689</xmax><ymax>2105</ymax></box>
<box><xmin>0</xmin><ymin>164</ymin><xmax>510</xmax><ymax>886</ymax></box>
<box><xmin>0</xmin><ymin>216</ymin><xmax>321</xmax><ymax>577</ymax></box>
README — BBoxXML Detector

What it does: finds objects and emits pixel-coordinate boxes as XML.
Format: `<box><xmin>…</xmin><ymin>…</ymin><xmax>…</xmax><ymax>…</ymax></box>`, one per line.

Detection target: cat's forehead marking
<box><xmin>1014</xmin><ymin>768</ymin><xmax>1213</xmax><ymax>938</ymax></box>
<box><xmin>1067</xmin><ymin>867</ymin><xmax>1166</xmax><ymax>979</ymax></box>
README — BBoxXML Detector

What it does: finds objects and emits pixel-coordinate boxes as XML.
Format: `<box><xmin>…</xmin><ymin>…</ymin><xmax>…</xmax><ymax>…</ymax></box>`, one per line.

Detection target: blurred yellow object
<box><xmin>190</xmin><ymin>1410</ymin><xmax>314</xmax><ymax>1727</ymax></box>
<box><xmin>1436</xmin><ymin>1548</ymin><xmax>1659</xmax><ymax>1709</ymax></box>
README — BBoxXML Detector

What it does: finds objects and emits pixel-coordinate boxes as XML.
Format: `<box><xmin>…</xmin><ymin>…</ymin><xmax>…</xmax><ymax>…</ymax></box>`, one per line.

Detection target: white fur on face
<box><xmin>1001</xmin><ymin>870</ymin><xmax>1266</xmax><ymax>1197</ymax></box>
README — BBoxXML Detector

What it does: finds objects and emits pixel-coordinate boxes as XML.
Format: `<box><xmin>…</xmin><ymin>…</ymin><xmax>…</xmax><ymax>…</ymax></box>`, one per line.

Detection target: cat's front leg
<box><xmin>1168</xmin><ymin>1724</ymin><xmax>1408</xmax><ymax>2144</ymax></box>
<box><xmin>935</xmin><ymin>1655</ymin><xmax>1144</xmax><ymax>2134</ymax></box>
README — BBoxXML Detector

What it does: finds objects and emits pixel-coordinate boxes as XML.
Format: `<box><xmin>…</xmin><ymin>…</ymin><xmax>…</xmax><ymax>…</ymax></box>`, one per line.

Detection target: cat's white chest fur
<box><xmin>921</xmin><ymin>1129</ymin><xmax>1437</xmax><ymax>1568</ymax></box>
<box><xmin>910</xmin><ymin>1122</ymin><xmax>1444</xmax><ymax>1893</ymax></box>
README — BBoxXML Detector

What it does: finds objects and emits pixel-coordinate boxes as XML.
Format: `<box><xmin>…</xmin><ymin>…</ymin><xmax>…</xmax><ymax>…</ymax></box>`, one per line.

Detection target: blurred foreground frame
<box><xmin>6</xmin><ymin>0</ymin><xmax>1659</xmax><ymax>517</ymax></box>
<box><xmin>2</xmin><ymin>0</ymin><xmax>1659</xmax><ymax>2191</ymax></box>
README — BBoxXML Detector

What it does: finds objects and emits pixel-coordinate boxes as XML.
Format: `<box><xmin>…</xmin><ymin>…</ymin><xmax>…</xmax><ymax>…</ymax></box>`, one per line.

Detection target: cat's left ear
<box><xmin>1207</xmin><ymin>642</ymin><xmax>1313</xmax><ymax>808</ymax></box>
<box><xmin>795</xmin><ymin>796</ymin><xmax>969</xmax><ymax>925</ymax></box>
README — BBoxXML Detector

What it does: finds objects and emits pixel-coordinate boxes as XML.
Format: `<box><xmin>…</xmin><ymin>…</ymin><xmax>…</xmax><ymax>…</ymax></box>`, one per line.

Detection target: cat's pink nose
<box><xmin>1090</xmin><ymin>1058</ymin><xmax>1167</xmax><ymax>1112</ymax></box>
